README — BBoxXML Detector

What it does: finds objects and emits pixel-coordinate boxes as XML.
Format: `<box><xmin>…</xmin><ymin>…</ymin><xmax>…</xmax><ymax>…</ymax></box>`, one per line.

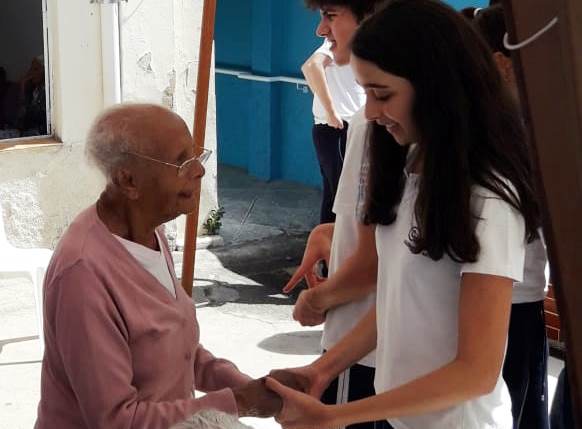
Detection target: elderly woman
<box><xmin>35</xmin><ymin>104</ymin><xmax>279</xmax><ymax>429</ymax></box>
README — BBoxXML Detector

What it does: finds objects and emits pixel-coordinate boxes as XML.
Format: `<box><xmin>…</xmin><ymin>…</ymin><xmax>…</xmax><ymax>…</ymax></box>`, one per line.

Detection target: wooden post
<box><xmin>504</xmin><ymin>0</ymin><xmax>582</xmax><ymax>424</ymax></box>
<box><xmin>181</xmin><ymin>0</ymin><xmax>217</xmax><ymax>297</ymax></box>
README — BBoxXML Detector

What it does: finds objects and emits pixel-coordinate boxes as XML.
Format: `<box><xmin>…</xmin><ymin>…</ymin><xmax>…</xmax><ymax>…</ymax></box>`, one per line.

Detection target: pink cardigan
<box><xmin>35</xmin><ymin>205</ymin><xmax>251</xmax><ymax>429</ymax></box>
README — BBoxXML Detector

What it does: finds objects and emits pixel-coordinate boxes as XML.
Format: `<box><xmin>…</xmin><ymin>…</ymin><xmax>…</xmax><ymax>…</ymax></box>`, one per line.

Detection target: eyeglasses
<box><xmin>124</xmin><ymin>148</ymin><xmax>212</xmax><ymax>177</ymax></box>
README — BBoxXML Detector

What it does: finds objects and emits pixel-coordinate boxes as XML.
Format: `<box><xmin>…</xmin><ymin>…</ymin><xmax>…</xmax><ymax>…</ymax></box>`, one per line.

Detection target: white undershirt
<box><xmin>114</xmin><ymin>231</ymin><xmax>176</xmax><ymax>298</ymax></box>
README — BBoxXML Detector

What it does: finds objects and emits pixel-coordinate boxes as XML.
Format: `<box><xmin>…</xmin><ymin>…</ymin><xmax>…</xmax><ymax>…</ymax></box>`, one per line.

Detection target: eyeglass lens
<box><xmin>177</xmin><ymin>150</ymin><xmax>211</xmax><ymax>177</ymax></box>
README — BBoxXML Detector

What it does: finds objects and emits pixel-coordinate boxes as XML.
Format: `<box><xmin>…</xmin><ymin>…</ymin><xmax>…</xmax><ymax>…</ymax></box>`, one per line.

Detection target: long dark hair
<box><xmin>353</xmin><ymin>0</ymin><xmax>540</xmax><ymax>263</ymax></box>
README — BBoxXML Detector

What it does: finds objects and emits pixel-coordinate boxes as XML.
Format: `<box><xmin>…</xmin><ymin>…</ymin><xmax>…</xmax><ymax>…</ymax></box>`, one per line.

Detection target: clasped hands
<box><xmin>234</xmin><ymin>366</ymin><xmax>333</xmax><ymax>429</ymax></box>
<box><xmin>232</xmin><ymin>225</ymin><xmax>336</xmax><ymax>422</ymax></box>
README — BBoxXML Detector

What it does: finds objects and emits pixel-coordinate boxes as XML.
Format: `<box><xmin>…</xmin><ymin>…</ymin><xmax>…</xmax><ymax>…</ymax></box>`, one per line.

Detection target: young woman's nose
<box><xmin>365</xmin><ymin>97</ymin><xmax>382</xmax><ymax>122</ymax></box>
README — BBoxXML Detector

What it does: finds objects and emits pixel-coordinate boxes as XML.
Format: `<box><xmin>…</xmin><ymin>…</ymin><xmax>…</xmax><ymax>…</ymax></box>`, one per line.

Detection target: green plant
<box><xmin>203</xmin><ymin>207</ymin><xmax>225</xmax><ymax>235</ymax></box>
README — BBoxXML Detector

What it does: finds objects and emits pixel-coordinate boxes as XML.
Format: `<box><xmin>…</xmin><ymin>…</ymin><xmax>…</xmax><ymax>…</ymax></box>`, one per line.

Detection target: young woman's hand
<box><xmin>292</xmin><ymin>289</ymin><xmax>327</xmax><ymax>326</ymax></box>
<box><xmin>232</xmin><ymin>377</ymin><xmax>282</xmax><ymax>417</ymax></box>
<box><xmin>269</xmin><ymin>364</ymin><xmax>330</xmax><ymax>400</ymax></box>
<box><xmin>284</xmin><ymin>223</ymin><xmax>334</xmax><ymax>293</ymax></box>
<box><xmin>265</xmin><ymin>377</ymin><xmax>335</xmax><ymax>429</ymax></box>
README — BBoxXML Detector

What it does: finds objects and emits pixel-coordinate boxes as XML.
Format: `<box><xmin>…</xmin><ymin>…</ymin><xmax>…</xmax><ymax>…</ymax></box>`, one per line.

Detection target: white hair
<box><xmin>87</xmin><ymin>103</ymin><xmax>175</xmax><ymax>182</ymax></box>
<box><xmin>85</xmin><ymin>105</ymin><xmax>142</xmax><ymax>180</ymax></box>
<box><xmin>170</xmin><ymin>410</ymin><xmax>253</xmax><ymax>429</ymax></box>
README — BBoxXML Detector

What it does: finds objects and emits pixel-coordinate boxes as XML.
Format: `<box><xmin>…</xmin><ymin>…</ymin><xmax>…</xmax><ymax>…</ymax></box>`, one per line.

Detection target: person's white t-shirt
<box><xmin>374</xmin><ymin>174</ymin><xmax>526</xmax><ymax>429</ymax></box>
<box><xmin>512</xmin><ymin>235</ymin><xmax>548</xmax><ymax>303</ymax></box>
<box><xmin>115</xmin><ymin>231</ymin><xmax>177</xmax><ymax>298</ymax></box>
<box><xmin>311</xmin><ymin>41</ymin><xmax>366</xmax><ymax>125</ymax></box>
<box><xmin>322</xmin><ymin>108</ymin><xmax>376</xmax><ymax>367</ymax></box>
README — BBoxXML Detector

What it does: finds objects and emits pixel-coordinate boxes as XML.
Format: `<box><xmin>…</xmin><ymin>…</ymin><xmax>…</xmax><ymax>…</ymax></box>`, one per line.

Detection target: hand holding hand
<box><xmin>233</xmin><ymin>377</ymin><xmax>282</xmax><ymax>418</ymax></box>
<box><xmin>269</xmin><ymin>365</ymin><xmax>329</xmax><ymax>399</ymax></box>
<box><xmin>265</xmin><ymin>377</ymin><xmax>334</xmax><ymax>429</ymax></box>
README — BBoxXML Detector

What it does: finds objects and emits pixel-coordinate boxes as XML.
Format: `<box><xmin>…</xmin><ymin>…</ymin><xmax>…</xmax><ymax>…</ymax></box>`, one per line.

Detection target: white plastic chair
<box><xmin>0</xmin><ymin>204</ymin><xmax>52</xmax><ymax>355</ymax></box>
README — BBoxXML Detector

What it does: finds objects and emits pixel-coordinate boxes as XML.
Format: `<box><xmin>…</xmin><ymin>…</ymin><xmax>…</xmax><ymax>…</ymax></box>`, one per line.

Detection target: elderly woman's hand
<box><xmin>232</xmin><ymin>377</ymin><xmax>282</xmax><ymax>418</ymax></box>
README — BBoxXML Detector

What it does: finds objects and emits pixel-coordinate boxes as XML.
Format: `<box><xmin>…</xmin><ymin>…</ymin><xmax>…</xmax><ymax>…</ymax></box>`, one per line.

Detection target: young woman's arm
<box><xmin>270</xmin><ymin>307</ymin><xmax>377</xmax><ymax>400</ymax></box>
<box><xmin>268</xmin><ymin>273</ymin><xmax>513</xmax><ymax>429</ymax></box>
<box><xmin>287</xmin><ymin>223</ymin><xmax>377</xmax><ymax>326</ymax></box>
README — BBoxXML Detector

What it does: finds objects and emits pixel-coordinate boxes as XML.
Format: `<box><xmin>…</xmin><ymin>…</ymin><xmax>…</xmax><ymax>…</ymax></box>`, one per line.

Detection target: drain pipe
<box><xmin>94</xmin><ymin>0</ymin><xmax>123</xmax><ymax>106</ymax></box>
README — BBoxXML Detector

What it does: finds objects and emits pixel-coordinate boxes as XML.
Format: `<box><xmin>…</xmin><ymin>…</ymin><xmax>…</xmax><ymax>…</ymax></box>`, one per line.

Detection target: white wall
<box><xmin>0</xmin><ymin>0</ymin><xmax>104</xmax><ymax>249</ymax></box>
<box><xmin>0</xmin><ymin>0</ymin><xmax>218</xmax><ymax>249</ymax></box>
<box><xmin>120</xmin><ymin>0</ymin><xmax>219</xmax><ymax>246</ymax></box>
<box><xmin>0</xmin><ymin>0</ymin><xmax>45</xmax><ymax>81</ymax></box>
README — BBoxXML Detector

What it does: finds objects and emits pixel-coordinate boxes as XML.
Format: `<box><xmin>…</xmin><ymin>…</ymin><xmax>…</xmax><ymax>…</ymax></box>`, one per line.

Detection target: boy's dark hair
<box><xmin>353</xmin><ymin>0</ymin><xmax>540</xmax><ymax>263</ymax></box>
<box><xmin>304</xmin><ymin>0</ymin><xmax>385</xmax><ymax>22</ymax></box>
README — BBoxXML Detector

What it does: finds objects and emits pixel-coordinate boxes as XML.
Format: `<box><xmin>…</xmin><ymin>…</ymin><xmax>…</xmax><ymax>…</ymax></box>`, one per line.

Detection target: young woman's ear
<box><xmin>492</xmin><ymin>52</ymin><xmax>514</xmax><ymax>85</ymax></box>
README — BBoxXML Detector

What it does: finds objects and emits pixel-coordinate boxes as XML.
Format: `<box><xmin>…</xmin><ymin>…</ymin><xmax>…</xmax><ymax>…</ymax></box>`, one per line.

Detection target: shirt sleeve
<box><xmin>460</xmin><ymin>189</ymin><xmax>526</xmax><ymax>282</ymax></box>
<box><xmin>332</xmin><ymin>107</ymin><xmax>369</xmax><ymax>217</ymax></box>
<box><xmin>194</xmin><ymin>345</ymin><xmax>252</xmax><ymax>393</ymax></box>
<box><xmin>47</xmin><ymin>261</ymin><xmax>240</xmax><ymax>429</ymax></box>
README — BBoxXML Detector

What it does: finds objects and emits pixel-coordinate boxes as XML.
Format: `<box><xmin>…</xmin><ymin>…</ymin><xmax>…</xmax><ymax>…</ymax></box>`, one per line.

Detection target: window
<box><xmin>0</xmin><ymin>0</ymin><xmax>51</xmax><ymax>142</ymax></box>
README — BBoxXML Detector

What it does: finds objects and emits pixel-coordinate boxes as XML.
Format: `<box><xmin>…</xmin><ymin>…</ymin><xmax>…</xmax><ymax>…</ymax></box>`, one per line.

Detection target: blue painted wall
<box><xmin>215</xmin><ymin>0</ymin><xmax>322</xmax><ymax>187</ymax></box>
<box><xmin>215</xmin><ymin>0</ymin><xmax>489</xmax><ymax>188</ymax></box>
<box><xmin>214</xmin><ymin>0</ymin><xmax>252</xmax><ymax>69</ymax></box>
<box><xmin>447</xmin><ymin>0</ymin><xmax>488</xmax><ymax>9</ymax></box>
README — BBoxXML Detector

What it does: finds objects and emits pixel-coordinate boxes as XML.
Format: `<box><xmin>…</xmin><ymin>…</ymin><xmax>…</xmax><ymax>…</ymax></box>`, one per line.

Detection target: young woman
<box><xmin>266</xmin><ymin>1</ymin><xmax>540</xmax><ymax>428</ymax></box>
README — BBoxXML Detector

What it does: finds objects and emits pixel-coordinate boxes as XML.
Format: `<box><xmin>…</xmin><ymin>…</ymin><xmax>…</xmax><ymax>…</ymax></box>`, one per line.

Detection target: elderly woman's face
<box><xmin>131</xmin><ymin>115</ymin><xmax>205</xmax><ymax>223</ymax></box>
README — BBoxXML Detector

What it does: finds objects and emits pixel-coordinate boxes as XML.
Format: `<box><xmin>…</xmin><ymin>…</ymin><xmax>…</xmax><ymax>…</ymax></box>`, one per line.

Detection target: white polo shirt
<box><xmin>375</xmin><ymin>174</ymin><xmax>525</xmax><ymax>429</ymax></box>
<box><xmin>322</xmin><ymin>108</ymin><xmax>376</xmax><ymax>367</ymax></box>
<box><xmin>311</xmin><ymin>41</ymin><xmax>366</xmax><ymax>125</ymax></box>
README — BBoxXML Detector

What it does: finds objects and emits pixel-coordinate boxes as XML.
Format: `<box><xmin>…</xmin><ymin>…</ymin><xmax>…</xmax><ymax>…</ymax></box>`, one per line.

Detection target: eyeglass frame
<box><xmin>123</xmin><ymin>148</ymin><xmax>212</xmax><ymax>177</ymax></box>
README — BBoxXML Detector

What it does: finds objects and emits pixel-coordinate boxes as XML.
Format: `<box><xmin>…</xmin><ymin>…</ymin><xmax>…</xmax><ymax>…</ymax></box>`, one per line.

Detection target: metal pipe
<box><xmin>100</xmin><ymin>3</ymin><xmax>122</xmax><ymax>106</ymax></box>
<box><xmin>215</xmin><ymin>67</ymin><xmax>307</xmax><ymax>85</ymax></box>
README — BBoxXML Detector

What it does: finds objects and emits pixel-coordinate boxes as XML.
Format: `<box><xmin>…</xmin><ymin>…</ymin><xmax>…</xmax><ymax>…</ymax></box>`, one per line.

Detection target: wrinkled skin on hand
<box><xmin>233</xmin><ymin>377</ymin><xmax>282</xmax><ymax>418</ymax></box>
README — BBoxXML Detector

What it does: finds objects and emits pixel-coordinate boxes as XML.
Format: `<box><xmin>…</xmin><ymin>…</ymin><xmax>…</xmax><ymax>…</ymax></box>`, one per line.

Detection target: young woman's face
<box><xmin>351</xmin><ymin>55</ymin><xmax>417</xmax><ymax>146</ymax></box>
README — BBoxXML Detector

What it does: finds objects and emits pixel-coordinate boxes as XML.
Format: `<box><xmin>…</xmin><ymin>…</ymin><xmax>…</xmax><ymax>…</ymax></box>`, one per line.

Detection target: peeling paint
<box><xmin>162</xmin><ymin>69</ymin><xmax>177</xmax><ymax>109</ymax></box>
<box><xmin>137</xmin><ymin>52</ymin><xmax>153</xmax><ymax>72</ymax></box>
